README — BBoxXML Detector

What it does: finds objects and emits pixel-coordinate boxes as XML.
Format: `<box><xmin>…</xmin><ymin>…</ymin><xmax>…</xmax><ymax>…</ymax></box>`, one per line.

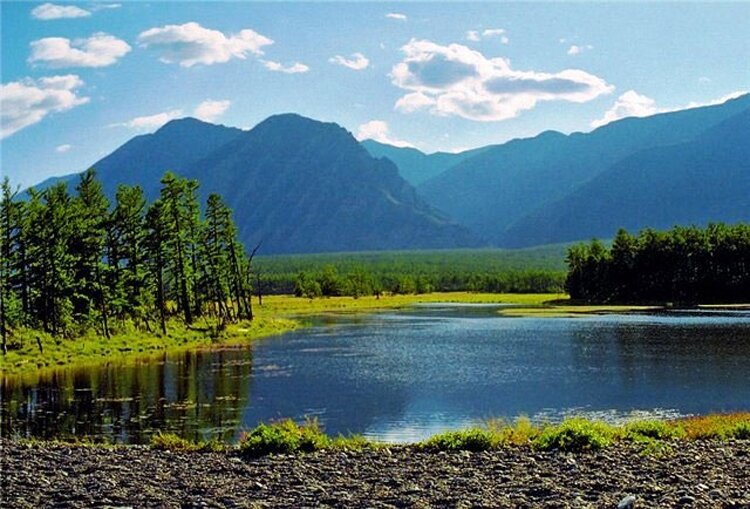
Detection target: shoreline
<box><xmin>0</xmin><ymin>292</ymin><xmax>560</xmax><ymax>379</ymax></box>
<box><xmin>2</xmin><ymin>438</ymin><xmax>748</xmax><ymax>508</ymax></box>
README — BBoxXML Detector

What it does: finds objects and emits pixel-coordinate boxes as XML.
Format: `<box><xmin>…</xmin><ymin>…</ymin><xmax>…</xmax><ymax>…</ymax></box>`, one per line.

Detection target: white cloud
<box><xmin>466</xmin><ymin>28</ymin><xmax>508</xmax><ymax>44</ymax></box>
<box><xmin>329</xmin><ymin>52</ymin><xmax>369</xmax><ymax>70</ymax></box>
<box><xmin>356</xmin><ymin>120</ymin><xmax>415</xmax><ymax>148</ymax></box>
<box><xmin>591</xmin><ymin>90</ymin><xmax>657</xmax><ymax>128</ymax></box>
<box><xmin>386</xmin><ymin>13</ymin><xmax>407</xmax><ymax>21</ymax></box>
<box><xmin>698</xmin><ymin>76</ymin><xmax>711</xmax><ymax>84</ymax></box>
<box><xmin>0</xmin><ymin>75</ymin><xmax>89</xmax><ymax>139</ymax></box>
<box><xmin>29</xmin><ymin>32</ymin><xmax>131</xmax><ymax>68</ymax></box>
<box><xmin>682</xmin><ymin>90</ymin><xmax>747</xmax><ymax>109</ymax></box>
<box><xmin>465</xmin><ymin>31</ymin><xmax>480</xmax><ymax>42</ymax></box>
<box><xmin>90</xmin><ymin>3</ymin><xmax>121</xmax><ymax>11</ymax></box>
<box><xmin>193</xmin><ymin>99</ymin><xmax>231</xmax><ymax>122</ymax></box>
<box><xmin>55</xmin><ymin>144</ymin><xmax>72</xmax><ymax>153</ymax></box>
<box><xmin>31</xmin><ymin>3</ymin><xmax>91</xmax><ymax>20</ymax></box>
<box><xmin>591</xmin><ymin>89</ymin><xmax>748</xmax><ymax>128</ymax></box>
<box><xmin>567</xmin><ymin>44</ymin><xmax>593</xmax><ymax>55</ymax></box>
<box><xmin>391</xmin><ymin>39</ymin><xmax>613</xmax><ymax>122</ymax></box>
<box><xmin>137</xmin><ymin>22</ymin><xmax>273</xmax><ymax>67</ymax></box>
<box><xmin>263</xmin><ymin>60</ymin><xmax>309</xmax><ymax>74</ymax></box>
<box><xmin>112</xmin><ymin>109</ymin><xmax>183</xmax><ymax>130</ymax></box>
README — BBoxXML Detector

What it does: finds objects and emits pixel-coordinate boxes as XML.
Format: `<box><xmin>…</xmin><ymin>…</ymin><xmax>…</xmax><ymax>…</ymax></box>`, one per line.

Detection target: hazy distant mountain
<box><xmin>418</xmin><ymin>94</ymin><xmax>750</xmax><ymax>245</ymax></box>
<box><xmin>181</xmin><ymin>114</ymin><xmax>480</xmax><ymax>253</ymax></box>
<box><xmin>361</xmin><ymin>140</ymin><xmax>489</xmax><ymax>186</ymax></box>
<box><xmin>503</xmin><ymin>107</ymin><xmax>750</xmax><ymax>246</ymax></box>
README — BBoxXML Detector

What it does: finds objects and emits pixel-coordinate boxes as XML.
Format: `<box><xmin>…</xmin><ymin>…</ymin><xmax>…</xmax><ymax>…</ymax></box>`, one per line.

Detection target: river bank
<box><xmin>0</xmin><ymin>292</ymin><xmax>561</xmax><ymax>378</ymax></box>
<box><xmin>2</xmin><ymin>438</ymin><xmax>748</xmax><ymax>508</ymax></box>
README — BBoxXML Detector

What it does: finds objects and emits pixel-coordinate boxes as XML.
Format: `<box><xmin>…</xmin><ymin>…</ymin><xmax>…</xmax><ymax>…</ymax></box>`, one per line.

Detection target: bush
<box><xmin>532</xmin><ymin>418</ymin><xmax>614</xmax><ymax>452</ymax></box>
<box><xmin>487</xmin><ymin>416</ymin><xmax>538</xmax><ymax>445</ymax></box>
<box><xmin>421</xmin><ymin>428</ymin><xmax>496</xmax><ymax>451</ymax></box>
<box><xmin>727</xmin><ymin>422</ymin><xmax>750</xmax><ymax>439</ymax></box>
<box><xmin>624</xmin><ymin>420</ymin><xmax>684</xmax><ymax>441</ymax></box>
<box><xmin>239</xmin><ymin>418</ymin><xmax>330</xmax><ymax>457</ymax></box>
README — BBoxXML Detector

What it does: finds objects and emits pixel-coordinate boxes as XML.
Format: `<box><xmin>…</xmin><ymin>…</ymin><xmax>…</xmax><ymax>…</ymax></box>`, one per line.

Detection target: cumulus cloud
<box><xmin>193</xmin><ymin>99</ymin><xmax>231</xmax><ymax>122</ymax></box>
<box><xmin>29</xmin><ymin>32</ymin><xmax>131</xmax><ymax>68</ymax></box>
<box><xmin>390</xmin><ymin>39</ymin><xmax>613</xmax><ymax>122</ymax></box>
<box><xmin>112</xmin><ymin>109</ymin><xmax>183</xmax><ymax>130</ymax></box>
<box><xmin>356</xmin><ymin>120</ymin><xmax>415</xmax><ymax>148</ymax></box>
<box><xmin>591</xmin><ymin>90</ymin><xmax>657</xmax><ymax>128</ymax></box>
<box><xmin>31</xmin><ymin>3</ymin><xmax>91</xmax><ymax>20</ymax></box>
<box><xmin>55</xmin><ymin>144</ymin><xmax>72</xmax><ymax>153</ymax></box>
<box><xmin>0</xmin><ymin>75</ymin><xmax>89</xmax><ymax>138</ymax></box>
<box><xmin>567</xmin><ymin>44</ymin><xmax>593</xmax><ymax>55</ymax></box>
<box><xmin>591</xmin><ymin>89</ymin><xmax>747</xmax><ymax>128</ymax></box>
<box><xmin>137</xmin><ymin>22</ymin><xmax>273</xmax><ymax>67</ymax></box>
<box><xmin>329</xmin><ymin>52</ymin><xmax>369</xmax><ymax>70</ymax></box>
<box><xmin>386</xmin><ymin>13</ymin><xmax>407</xmax><ymax>21</ymax></box>
<box><xmin>263</xmin><ymin>60</ymin><xmax>309</xmax><ymax>74</ymax></box>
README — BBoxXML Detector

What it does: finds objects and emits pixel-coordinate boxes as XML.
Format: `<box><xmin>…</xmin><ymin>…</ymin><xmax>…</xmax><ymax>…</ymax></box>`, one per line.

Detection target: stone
<box><xmin>617</xmin><ymin>494</ymin><xmax>637</xmax><ymax>509</ymax></box>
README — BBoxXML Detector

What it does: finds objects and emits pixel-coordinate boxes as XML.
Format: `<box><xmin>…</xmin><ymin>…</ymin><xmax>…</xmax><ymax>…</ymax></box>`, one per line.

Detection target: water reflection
<box><xmin>2</xmin><ymin>306</ymin><xmax>749</xmax><ymax>443</ymax></box>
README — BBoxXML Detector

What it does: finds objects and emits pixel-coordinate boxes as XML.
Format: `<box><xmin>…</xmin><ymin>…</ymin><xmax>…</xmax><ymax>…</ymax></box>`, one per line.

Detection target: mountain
<box><xmin>503</xmin><ymin>107</ymin><xmax>750</xmax><ymax>246</ymax></box>
<box><xmin>180</xmin><ymin>114</ymin><xmax>480</xmax><ymax>253</ymax></box>
<box><xmin>32</xmin><ymin>114</ymin><xmax>480</xmax><ymax>254</ymax></box>
<box><xmin>417</xmin><ymin>94</ymin><xmax>750</xmax><ymax>245</ymax></box>
<box><xmin>361</xmin><ymin>140</ymin><xmax>489</xmax><ymax>186</ymax></box>
<box><xmin>26</xmin><ymin>118</ymin><xmax>244</xmax><ymax>199</ymax></box>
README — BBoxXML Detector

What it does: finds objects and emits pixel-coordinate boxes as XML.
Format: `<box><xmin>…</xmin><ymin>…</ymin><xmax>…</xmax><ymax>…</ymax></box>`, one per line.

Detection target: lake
<box><xmin>2</xmin><ymin>304</ymin><xmax>749</xmax><ymax>443</ymax></box>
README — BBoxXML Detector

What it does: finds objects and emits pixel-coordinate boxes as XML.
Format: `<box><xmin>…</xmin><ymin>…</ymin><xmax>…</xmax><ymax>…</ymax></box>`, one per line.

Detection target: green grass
<box><xmin>15</xmin><ymin>414</ymin><xmax>747</xmax><ymax>456</ymax></box>
<box><xmin>237</xmin><ymin>418</ymin><xmax>371</xmax><ymax>457</ymax></box>
<box><xmin>1</xmin><ymin>291</ymin><xmax>564</xmax><ymax>379</ymax></box>
<box><xmin>0</xmin><ymin>316</ymin><xmax>299</xmax><ymax>379</ymax></box>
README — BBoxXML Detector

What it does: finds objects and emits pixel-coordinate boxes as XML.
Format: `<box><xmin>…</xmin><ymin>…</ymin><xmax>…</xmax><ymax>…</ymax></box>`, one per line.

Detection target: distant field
<box><xmin>253</xmin><ymin>245</ymin><xmax>570</xmax><ymax>294</ymax></box>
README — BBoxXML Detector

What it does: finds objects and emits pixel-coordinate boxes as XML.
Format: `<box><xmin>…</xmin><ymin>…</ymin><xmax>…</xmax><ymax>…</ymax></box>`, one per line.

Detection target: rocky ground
<box><xmin>1</xmin><ymin>439</ymin><xmax>749</xmax><ymax>508</ymax></box>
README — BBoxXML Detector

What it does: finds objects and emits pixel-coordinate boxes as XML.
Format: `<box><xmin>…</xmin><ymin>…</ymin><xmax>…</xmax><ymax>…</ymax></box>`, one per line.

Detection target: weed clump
<box><xmin>532</xmin><ymin>418</ymin><xmax>614</xmax><ymax>452</ymax></box>
<box><xmin>421</xmin><ymin>428</ymin><xmax>497</xmax><ymax>451</ymax></box>
<box><xmin>239</xmin><ymin>418</ymin><xmax>332</xmax><ymax>457</ymax></box>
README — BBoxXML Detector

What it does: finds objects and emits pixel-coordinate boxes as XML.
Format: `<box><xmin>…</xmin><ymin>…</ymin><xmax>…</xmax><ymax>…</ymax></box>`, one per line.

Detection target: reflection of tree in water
<box><xmin>0</xmin><ymin>348</ymin><xmax>254</xmax><ymax>444</ymax></box>
<box><xmin>567</xmin><ymin>320</ymin><xmax>750</xmax><ymax>412</ymax></box>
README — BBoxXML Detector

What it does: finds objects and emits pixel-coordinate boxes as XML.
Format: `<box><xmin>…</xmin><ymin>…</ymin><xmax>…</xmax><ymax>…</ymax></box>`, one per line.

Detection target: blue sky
<box><xmin>2</xmin><ymin>1</ymin><xmax>749</xmax><ymax>188</ymax></box>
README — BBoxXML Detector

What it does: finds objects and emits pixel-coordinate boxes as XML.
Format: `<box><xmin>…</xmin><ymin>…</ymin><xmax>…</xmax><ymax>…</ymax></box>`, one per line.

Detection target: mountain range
<box><xmin>28</xmin><ymin>93</ymin><xmax>750</xmax><ymax>254</ymax></box>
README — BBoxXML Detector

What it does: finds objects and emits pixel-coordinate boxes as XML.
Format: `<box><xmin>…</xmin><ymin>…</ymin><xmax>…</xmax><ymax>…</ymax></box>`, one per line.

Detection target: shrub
<box><xmin>624</xmin><ymin>420</ymin><xmax>684</xmax><ymax>441</ymax></box>
<box><xmin>727</xmin><ymin>422</ymin><xmax>750</xmax><ymax>439</ymax></box>
<box><xmin>486</xmin><ymin>416</ymin><xmax>539</xmax><ymax>445</ymax></box>
<box><xmin>421</xmin><ymin>428</ymin><xmax>496</xmax><ymax>451</ymax></box>
<box><xmin>239</xmin><ymin>418</ymin><xmax>330</xmax><ymax>457</ymax></box>
<box><xmin>532</xmin><ymin>418</ymin><xmax>614</xmax><ymax>452</ymax></box>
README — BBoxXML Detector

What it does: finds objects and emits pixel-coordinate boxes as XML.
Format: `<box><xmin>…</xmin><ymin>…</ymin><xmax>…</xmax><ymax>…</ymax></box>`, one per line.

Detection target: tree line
<box><xmin>565</xmin><ymin>224</ymin><xmax>750</xmax><ymax>304</ymax></box>
<box><xmin>0</xmin><ymin>170</ymin><xmax>256</xmax><ymax>354</ymax></box>
<box><xmin>292</xmin><ymin>265</ymin><xmax>564</xmax><ymax>299</ymax></box>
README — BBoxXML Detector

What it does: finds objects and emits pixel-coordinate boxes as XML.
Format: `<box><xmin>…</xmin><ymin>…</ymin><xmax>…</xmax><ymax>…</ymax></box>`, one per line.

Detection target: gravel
<box><xmin>1</xmin><ymin>439</ymin><xmax>749</xmax><ymax>508</ymax></box>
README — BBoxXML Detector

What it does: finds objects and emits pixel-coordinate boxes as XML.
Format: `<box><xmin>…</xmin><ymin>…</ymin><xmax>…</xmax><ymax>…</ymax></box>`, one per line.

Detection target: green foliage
<box><xmin>0</xmin><ymin>171</ymin><xmax>258</xmax><ymax>356</ymax></box>
<box><xmin>421</xmin><ymin>428</ymin><xmax>496</xmax><ymax>451</ymax></box>
<box><xmin>239</xmin><ymin>418</ymin><xmax>331</xmax><ymax>457</ymax></box>
<box><xmin>256</xmin><ymin>246</ymin><xmax>568</xmax><ymax>296</ymax></box>
<box><xmin>532</xmin><ymin>418</ymin><xmax>615</xmax><ymax>452</ymax></box>
<box><xmin>624</xmin><ymin>420</ymin><xmax>685</xmax><ymax>441</ymax></box>
<box><xmin>566</xmin><ymin>223</ymin><xmax>750</xmax><ymax>304</ymax></box>
<box><xmin>150</xmin><ymin>432</ymin><xmax>227</xmax><ymax>452</ymax></box>
<box><xmin>727</xmin><ymin>422</ymin><xmax>750</xmax><ymax>439</ymax></box>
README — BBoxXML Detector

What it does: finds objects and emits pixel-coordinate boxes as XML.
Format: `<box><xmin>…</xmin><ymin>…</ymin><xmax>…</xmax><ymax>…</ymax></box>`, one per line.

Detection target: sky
<box><xmin>1</xmin><ymin>1</ymin><xmax>749</xmax><ymax>189</ymax></box>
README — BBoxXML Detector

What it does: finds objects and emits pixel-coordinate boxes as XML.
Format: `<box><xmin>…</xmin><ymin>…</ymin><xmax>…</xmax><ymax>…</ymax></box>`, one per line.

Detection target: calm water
<box><xmin>2</xmin><ymin>304</ymin><xmax>750</xmax><ymax>443</ymax></box>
